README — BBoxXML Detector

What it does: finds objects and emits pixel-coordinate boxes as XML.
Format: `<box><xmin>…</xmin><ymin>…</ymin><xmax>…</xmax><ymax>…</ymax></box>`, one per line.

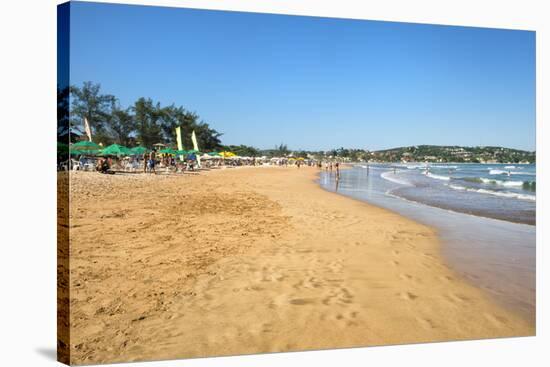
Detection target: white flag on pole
<box><xmin>191</xmin><ymin>130</ymin><xmax>201</xmax><ymax>168</ymax></box>
<box><xmin>84</xmin><ymin>117</ymin><xmax>92</xmax><ymax>142</ymax></box>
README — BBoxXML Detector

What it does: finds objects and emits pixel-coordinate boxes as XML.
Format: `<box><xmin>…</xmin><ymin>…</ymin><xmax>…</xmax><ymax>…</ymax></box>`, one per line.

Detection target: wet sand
<box><xmin>66</xmin><ymin>166</ymin><xmax>534</xmax><ymax>365</ymax></box>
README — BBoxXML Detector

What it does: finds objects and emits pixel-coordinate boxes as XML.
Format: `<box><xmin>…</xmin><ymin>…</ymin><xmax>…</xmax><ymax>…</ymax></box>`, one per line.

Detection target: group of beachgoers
<box><xmin>91</xmin><ymin>148</ymin><xmax>200</xmax><ymax>175</ymax></box>
<box><xmin>320</xmin><ymin>161</ymin><xmax>341</xmax><ymax>178</ymax></box>
<box><xmin>66</xmin><ymin>149</ymin><xmax>346</xmax><ymax>177</ymax></box>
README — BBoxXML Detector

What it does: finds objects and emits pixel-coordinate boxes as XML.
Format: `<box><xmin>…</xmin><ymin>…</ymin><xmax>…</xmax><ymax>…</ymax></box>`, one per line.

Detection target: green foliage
<box><xmin>70</xmin><ymin>81</ymin><xmax>115</xmax><ymax>139</ymax></box>
<box><xmin>371</xmin><ymin>145</ymin><xmax>535</xmax><ymax>163</ymax></box>
<box><xmin>132</xmin><ymin>98</ymin><xmax>164</xmax><ymax>148</ymax></box>
<box><xmin>69</xmin><ymin>82</ymin><xmax>223</xmax><ymax>150</ymax></box>
<box><xmin>221</xmin><ymin>145</ymin><xmax>260</xmax><ymax>157</ymax></box>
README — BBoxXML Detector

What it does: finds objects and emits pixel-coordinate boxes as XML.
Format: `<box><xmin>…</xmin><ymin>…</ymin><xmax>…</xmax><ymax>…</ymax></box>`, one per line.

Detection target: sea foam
<box><xmin>380</xmin><ymin>171</ymin><xmax>413</xmax><ymax>186</ymax></box>
<box><xmin>448</xmin><ymin>184</ymin><xmax>535</xmax><ymax>201</ymax></box>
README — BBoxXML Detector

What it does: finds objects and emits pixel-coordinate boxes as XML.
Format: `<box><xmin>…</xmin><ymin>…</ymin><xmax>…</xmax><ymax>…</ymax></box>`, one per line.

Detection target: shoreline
<box><xmin>318</xmin><ymin>167</ymin><xmax>535</xmax><ymax>323</ymax></box>
<box><xmin>68</xmin><ymin>166</ymin><xmax>534</xmax><ymax>364</ymax></box>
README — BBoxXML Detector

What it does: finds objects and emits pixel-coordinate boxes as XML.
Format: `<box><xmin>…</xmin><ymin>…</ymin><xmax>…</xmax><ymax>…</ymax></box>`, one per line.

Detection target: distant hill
<box><xmin>370</xmin><ymin>145</ymin><xmax>535</xmax><ymax>163</ymax></box>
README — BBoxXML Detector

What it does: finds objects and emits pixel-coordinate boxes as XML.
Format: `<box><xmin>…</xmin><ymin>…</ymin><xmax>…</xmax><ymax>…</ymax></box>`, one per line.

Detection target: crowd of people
<box><xmin>63</xmin><ymin>149</ymin><xmax>344</xmax><ymax>178</ymax></box>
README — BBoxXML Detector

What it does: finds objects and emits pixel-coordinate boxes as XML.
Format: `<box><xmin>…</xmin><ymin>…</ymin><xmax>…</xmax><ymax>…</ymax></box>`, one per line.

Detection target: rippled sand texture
<box><xmin>67</xmin><ymin>167</ymin><xmax>534</xmax><ymax>364</ymax></box>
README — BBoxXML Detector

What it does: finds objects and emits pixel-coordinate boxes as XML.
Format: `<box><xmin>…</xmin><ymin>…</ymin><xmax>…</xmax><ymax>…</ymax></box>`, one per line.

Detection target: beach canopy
<box><xmin>100</xmin><ymin>144</ymin><xmax>132</xmax><ymax>156</ymax></box>
<box><xmin>72</xmin><ymin>141</ymin><xmax>101</xmax><ymax>151</ymax></box>
<box><xmin>130</xmin><ymin>146</ymin><xmax>149</xmax><ymax>155</ymax></box>
<box><xmin>176</xmin><ymin>150</ymin><xmax>188</xmax><ymax>156</ymax></box>
<box><xmin>207</xmin><ymin>152</ymin><xmax>221</xmax><ymax>157</ymax></box>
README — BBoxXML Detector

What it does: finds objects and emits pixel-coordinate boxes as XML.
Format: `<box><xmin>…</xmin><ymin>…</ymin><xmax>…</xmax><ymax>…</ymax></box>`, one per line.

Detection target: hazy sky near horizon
<box><xmin>68</xmin><ymin>2</ymin><xmax>536</xmax><ymax>151</ymax></box>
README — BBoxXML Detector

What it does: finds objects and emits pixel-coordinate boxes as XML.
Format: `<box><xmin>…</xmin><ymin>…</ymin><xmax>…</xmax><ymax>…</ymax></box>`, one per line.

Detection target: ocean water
<box><xmin>385</xmin><ymin>163</ymin><xmax>535</xmax><ymax>225</ymax></box>
<box><xmin>318</xmin><ymin>163</ymin><xmax>536</xmax><ymax>323</ymax></box>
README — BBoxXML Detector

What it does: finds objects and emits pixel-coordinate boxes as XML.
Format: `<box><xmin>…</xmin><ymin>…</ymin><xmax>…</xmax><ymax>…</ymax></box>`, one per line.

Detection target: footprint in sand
<box><xmin>484</xmin><ymin>313</ymin><xmax>508</xmax><ymax>327</ymax></box>
<box><xmin>289</xmin><ymin>298</ymin><xmax>316</xmax><ymax>306</ymax></box>
<box><xmin>416</xmin><ymin>317</ymin><xmax>436</xmax><ymax>329</ymax></box>
<box><xmin>332</xmin><ymin>310</ymin><xmax>359</xmax><ymax>326</ymax></box>
<box><xmin>255</xmin><ymin>267</ymin><xmax>286</xmax><ymax>283</ymax></box>
<box><xmin>322</xmin><ymin>287</ymin><xmax>354</xmax><ymax>306</ymax></box>
<box><xmin>439</xmin><ymin>275</ymin><xmax>454</xmax><ymax>282</ymax></box>
<box><xmin>328</xmin><ymin>260</ymin><xmax>344</xmax><ymax>273</ymax></box>
<box><xmin>445</xmin><ymin>293</ymin><xmax>470</xmax><ymax>303</ymax></box>
<box><xmin>398</xmin><ymin>291</ymin><xmax>418</xmax><ymax>301</ymax></box>
<box><xmin>293</xmin><ymin>277</ymin><xmax>323</xmax><ymax>290</ymax></box>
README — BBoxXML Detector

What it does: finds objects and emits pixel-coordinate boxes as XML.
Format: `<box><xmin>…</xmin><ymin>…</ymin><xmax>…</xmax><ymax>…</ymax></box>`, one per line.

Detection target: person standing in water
<box><xmin>335</xmin><ymin>162</ymin><xmax>340</xmax><ymax>179</ymax></box>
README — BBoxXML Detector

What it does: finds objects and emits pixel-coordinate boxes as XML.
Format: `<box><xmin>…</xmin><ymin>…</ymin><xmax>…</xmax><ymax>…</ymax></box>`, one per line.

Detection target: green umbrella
<box><xmin>100</xmin><ymin>144</ymin><xmax>132</xmax><ymax>156</ymax></box>
<box><xmin>176</xmin><ymin>150</ymin><xmax>188</xmax><ymax>156</ymax></box>
<box><xmin>130</xmin><ymin>146</ymin><xmax>149</xmax><ymax>155</ymax></box>
<box><xmin>72</xmin><ymin>141</ymin><xmax>101</xmax><ymax>151</ymax></box>
<box><xmin>207</xmin><ymin>151</ymin><xmax>221</xmax><ymax>156</ymax></box>
<box><xmin>187</xmin><ymin>149</ymin><xmax>200</xmax><ymax>154</ymax></box>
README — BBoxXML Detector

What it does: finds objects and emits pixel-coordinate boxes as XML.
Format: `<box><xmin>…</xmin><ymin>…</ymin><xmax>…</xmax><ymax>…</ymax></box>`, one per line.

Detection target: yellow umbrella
<box><xmin>220</xmin><ymin>151</ymin><xmax>236</xmax><ymax>158</ymax></box>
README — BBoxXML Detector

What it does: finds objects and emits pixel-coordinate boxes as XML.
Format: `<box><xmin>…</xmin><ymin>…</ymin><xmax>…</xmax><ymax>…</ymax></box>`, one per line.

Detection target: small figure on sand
<box><xmin>142</xmin><ymin>152</ymin><xmax>148</xmax><ymax>173</ymax></box>
<box><xmin>148</xmin><ymin>149</ymin><xmax>157</xmax><ymax>174</ymax></box>
<box><xmin>96</xmin><ymin>157</ymin><xmax>113</xmax><ymax>174</ymax></box>
<box><xmin>335</xmin><ymin>162</ymin><xmax>340</xmax><ymax>179</ymax></box>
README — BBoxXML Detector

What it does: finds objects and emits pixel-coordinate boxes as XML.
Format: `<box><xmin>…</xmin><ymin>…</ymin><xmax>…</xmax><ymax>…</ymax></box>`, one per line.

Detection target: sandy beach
<box><xmin>66</xmin><ymin>166</ymin><xmax>534</xmax><ymax>364</ymax></box>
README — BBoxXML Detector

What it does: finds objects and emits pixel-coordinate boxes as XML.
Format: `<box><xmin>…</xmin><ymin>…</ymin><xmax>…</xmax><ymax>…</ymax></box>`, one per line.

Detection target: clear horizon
<box><xmin>67</xmin><ymin>2</ymin><xmax>536</xmax><ymax>151</ymax></box>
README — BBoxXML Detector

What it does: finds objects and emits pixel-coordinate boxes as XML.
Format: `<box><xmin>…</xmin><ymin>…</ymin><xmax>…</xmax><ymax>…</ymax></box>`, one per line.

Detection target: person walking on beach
<box><xmin>335</xmin><ymin>162</ymin><xmax>340</xmax><ymax>178</ymax></box>
<box><xmin>142</xmin><ymin>152</ymin><xmax>148</xmax><ymax>173</ymax></box>
<box><xmin>148</xmin><ymin>149</ymin><xmax>157</xmax><ymax>174</ymax></box>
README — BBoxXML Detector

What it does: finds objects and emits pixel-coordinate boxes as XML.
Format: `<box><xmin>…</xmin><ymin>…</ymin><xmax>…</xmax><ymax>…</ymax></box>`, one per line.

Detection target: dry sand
<box><xmin>66</xmin><ymin>166</ymin><xmax>534</xmax><ymax>364</ymax></box>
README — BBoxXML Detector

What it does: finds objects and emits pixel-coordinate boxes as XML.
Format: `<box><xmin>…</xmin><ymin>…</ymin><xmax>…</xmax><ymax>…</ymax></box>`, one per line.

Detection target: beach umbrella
<box><xmin>100</xmin><ymin>144</ymin><xmax>132</xmax><ymax>156</ymax></box>
<box><xmin>130</xmin><ymin>146</ymin><xmax>149</xmax><ymax>155</ymax></box>
<box><xmin>207</xmin><ymin>151</ymin><xmax>221</xmax><ymax>156</ymax></box>
<box><xmin>72</xmin><ymin>141</ymin><xmax>101</xmax><ymax>151</ymax></box>
<box><xmin>220</xmin><ymin>151</ymin><xmax>236</xmax><ymax>158</ymax></box>
<box><xmin>176</xmin><ymin>150</ymin><xmax>188</xmax><ymax>156</ymax></box>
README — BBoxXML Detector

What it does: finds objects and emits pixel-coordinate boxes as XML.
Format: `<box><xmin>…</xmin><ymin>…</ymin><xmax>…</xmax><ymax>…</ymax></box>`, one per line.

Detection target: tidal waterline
<box><xmin>319</xmin><ymin>164</ymin><xmax>535</xmax><ymax>323</ymax></box>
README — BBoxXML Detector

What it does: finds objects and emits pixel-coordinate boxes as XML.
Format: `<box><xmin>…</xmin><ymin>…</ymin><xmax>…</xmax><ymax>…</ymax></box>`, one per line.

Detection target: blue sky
<box><xmin>67</xmin><ymin>1</ymin><xmax>536</xmax><ymax>151</ymax></box>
